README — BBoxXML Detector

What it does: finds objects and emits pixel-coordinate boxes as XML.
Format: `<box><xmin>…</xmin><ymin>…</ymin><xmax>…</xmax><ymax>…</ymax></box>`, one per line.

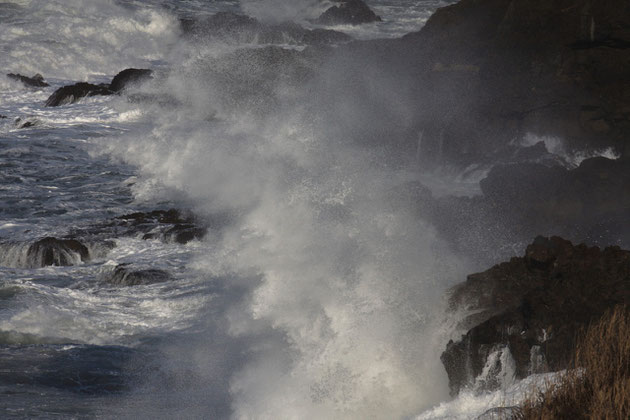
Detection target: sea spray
<box><xmin>97</xmin><ymin>36</ymin><xmax>473</xmax><ymax>418</ymax></box>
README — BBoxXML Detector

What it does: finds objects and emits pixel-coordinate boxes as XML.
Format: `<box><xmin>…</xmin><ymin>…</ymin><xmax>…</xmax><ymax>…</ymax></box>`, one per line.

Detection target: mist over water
<box><xmin>0</xmin><ymin>0</ymin><xmax>483</xmax><ymax>418</ymax></box>
<box><xmin>98</xmin><ymin>36</ymin><xmax>472</xmax><ymax>416</ymax></box>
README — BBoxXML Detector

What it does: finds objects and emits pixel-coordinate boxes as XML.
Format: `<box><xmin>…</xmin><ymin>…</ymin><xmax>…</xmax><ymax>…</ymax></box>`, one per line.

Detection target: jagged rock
<box><xmin>181</xmin><ymin>12</ymin><xmax>351</xmax><ymax>45</ymax></box>
<box><xmin>106</xmin><ymin>264</ymin><xmax>171</xmax><ymax>286</ymax></box>
<box><xmin>7</xmin><ymin>73</ymin><xmax>49</xmax><ymax>88</ymax></box>
<box><xmin>441</xmin><ymin>236</ymin><xmax>630</xmax><ymax>396</ymax></box>
<box><xmin>45</xmin><ymin>82</ymin><xmax>113</xmax><ymax>107</ymax></box>
<box><xmin>316</xmin><ymin>0</ymin><xmax>382</xmax><ymax>25</ymax></box>
<box><xmin>109</xmin><ymin>68</ymin><xmax>153</xmax><ymax>93</ymax></box>
<box><xmin>27</xmin><ymin>237</ymin><xmax>90</xmax><ymax>267</ymax></box>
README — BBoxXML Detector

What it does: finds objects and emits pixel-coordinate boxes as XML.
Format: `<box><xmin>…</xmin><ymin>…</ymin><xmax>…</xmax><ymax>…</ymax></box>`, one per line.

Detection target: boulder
<box><xmin>45</xmin><ymin>82</ymin><xmax>113</xmax><ymax>107</ymax></box>
<box><xmin>441</xmin><ymin>236</ymin><xmax>630</xmax><ymax>395</ymax></box>
<box><xmin>109</xmin><ymin>68</ymin><xmax>153</xmax><ymax>93</ymax></box>
<box><xmin>26</xmin><ymin>237</ymin><xmax>90</xmax><ymax>267</ymax></box>
<box><xmin>7</xmin><ymin>73</ymin><xmax>49</xmax><ymax>88</ymax></box>
<box><xmin>106</xmin><ymin>264</ymin><xmax>171</xmax><ymax>286</ymax></box>
<box><xmin>316</xmin><ymin>0</ymin><xmax>382</xmax><ymax>25</ymax></box>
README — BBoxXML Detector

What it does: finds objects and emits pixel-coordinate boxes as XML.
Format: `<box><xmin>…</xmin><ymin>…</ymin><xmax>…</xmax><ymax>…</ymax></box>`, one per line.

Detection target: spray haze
<box><xmin>92</xmin><ymin>17</ymin><xmax>474</xmax><ymax>416</ymax></box>
<box><xmin>240</xmin><ymin>0</ymin><xmax>328</xmax><ymax>23</ymax></box>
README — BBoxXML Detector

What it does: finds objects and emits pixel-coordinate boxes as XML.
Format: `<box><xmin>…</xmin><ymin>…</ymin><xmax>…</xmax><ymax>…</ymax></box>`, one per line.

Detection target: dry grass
<box><xmin>515</xmin><ymin>306</ymin><xmax>630</xmax><ymax>419</ymax></box>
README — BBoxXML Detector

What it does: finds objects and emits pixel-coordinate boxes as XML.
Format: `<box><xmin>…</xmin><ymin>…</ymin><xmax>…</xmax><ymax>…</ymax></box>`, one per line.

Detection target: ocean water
<box><xmin>0</xmin><ymin>1</ymin><xmax>547</xmax><ymax>418</ymax></box>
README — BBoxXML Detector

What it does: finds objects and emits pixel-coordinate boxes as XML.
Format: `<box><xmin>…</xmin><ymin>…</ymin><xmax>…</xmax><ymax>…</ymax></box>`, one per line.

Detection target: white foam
<box><xmin>416</xmin><ymin>372</ymin><xmax>563</xmax><ymax>420</ymax></box>
<box><xmin>1</xmin><ymin>0</ymin><xmax>179</xmax><ymax>80</ymax></box>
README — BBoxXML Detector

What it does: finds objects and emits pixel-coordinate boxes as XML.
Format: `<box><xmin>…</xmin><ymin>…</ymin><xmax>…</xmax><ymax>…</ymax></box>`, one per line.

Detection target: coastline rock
<box><xmin>316</xmin><ymin>0</ymin><xmax>382</xmax><ymax>25</ymax></box>
<box><xmin>432</xmin><ymin>157</ymin><xmax>630</xmax><ymax>264</ymax></box>
<box><xmin>388</xmin><ymin>0</ymin><xmax>630</xmax><ymax>164</ymax></box>
<box><xmin>27</xmin><ymin>237</ymin><xmax>90</xmax><ymax>267</ymax></box>
<box><xmin>106</xmin><ymin>264</ymin><xmax>171</xmax><ymax>286</ymax></box>
<box><xmin>441</xmin><ymin>236</ymin><xmax>630</xmax><ymax>396</ymax></box>
<box><xmin>181</xmin><ymin>12</ymin><xmax>351</xmax><ymax>46</ymax></box>
<box><xmin>7</xmin><ymin>73</ymin><xmax>49</xmax><ymax>88</ymax></box>
<box><xmin>68</xmin><ymin>208</ymin><xmax>212</xmax><ymax>245</ymax></box>
<box><xmin>115</xmin><ymin>209</ymin><xmax>208</xmax><ymax>244</ymax></box>
<box><xmin>109</xmin><ymin>68</ymin><xmax>153</xmax><ymax>93</ymax></box>
<box><xmin>45</xmin><ymin>82</ymin><xmax>113</xmax><ymax>107</ymax></box>
<box><xmin>44</xmin><ymin>68</ymin><xmax>153</xmax><ymax>107</ymax></box>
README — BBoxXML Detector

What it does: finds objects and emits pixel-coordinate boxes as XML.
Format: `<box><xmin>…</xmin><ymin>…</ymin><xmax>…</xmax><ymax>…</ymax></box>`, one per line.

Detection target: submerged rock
<box><xmin>7</xmin><ymin>73</ymin><xmax>49</xmax><ymax>88</ymax></box>
<box><xmin>14</xmin><ymin>117</ymin><xmax>39</xmax><ymax>129</ymax></box>
<box><xmin>115</xmin><ymin>209</ymin><xmax>208</xmax><ymax>244</ymax></box>
<box><xmin>27</xmin><ymin>237</ymin><xmax>90</xmax><ymax>267</ymax></box>
<box><xmin>45</xmin><ymin>82</ymin><xmax>113</xmax><ymax>107</ymax></box>
<box><xmin>316</xmin><ymin>0</ymin><xmax>382</xmax><ymax>25</ymax></box>
<box><xmin>441</xmin><ymin>236</ymin><xmax>630</xmax><ymax>396</ymax></box>
<box><xmin>106</xmin><ymin>264</ymin><xmax>171</xmax><ymax>286</ymax></box>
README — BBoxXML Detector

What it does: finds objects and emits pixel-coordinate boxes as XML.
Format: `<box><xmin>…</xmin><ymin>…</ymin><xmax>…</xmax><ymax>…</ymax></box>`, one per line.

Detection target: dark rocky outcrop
<box><xmin>109</xmin><ymin>68</ymin><xmax>153</xmax><ymax>93</ymax></box>
<box><xmin>348</xmin><ymin>0</ymin><xmax>630</xmax><ymax>165</ymax></box>
<box><xmin>316</xmin><ymin>0</ymin><xmax>382</xmax><ymax>25</ymax></box>
<box><xmin>441</xmin><ymin>236</ymin><xmax>630</xmax><ymax>396</ymax></box>
<box><xmin>45</xmin><ymin>68</ymin><xmax>153</xmax><ymax>107</ymax></box>
<box><xmin>431</xmin><ymin>156</ymin><xmax>630</xmax><ymax>264</ymax></box>
<box><xmin>45</xmin><ymin>82</ymin><xmax>113</xmax><ymax>107</ymax></box>
<box><xmin>27</xmin><ymin>237</ymin><xmax>90</xmax><ymax>267</ymax></box>
<box><xmin>106</xmin><ymin>264</ymin><xmax>171</xmax><ymax>286</ymax></box>
<box><xmin>119</xmin><ymin>209</ymin><xmax>208</xmax><ymax>244</ymax></box>
<box><xmin>7</xmin><ymin>73</ymin><xmax>49</xmax><ymax>88</ymax></box>
<box><xmin>181</xmin><ymin>12</ymin><xmax>351</xmax><ymax>46</ymax></box>
<box><xmin>111</xmin><ymin>209</ymin><xmax>208</xmax><ymax>244</ymax></box>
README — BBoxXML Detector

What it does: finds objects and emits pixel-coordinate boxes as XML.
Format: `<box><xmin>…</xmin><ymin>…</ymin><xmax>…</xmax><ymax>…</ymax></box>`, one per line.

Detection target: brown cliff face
<box><xmin>441</xmin><ymin>236</ymin><xmax>630</xmax><ymax>395</ymax></box>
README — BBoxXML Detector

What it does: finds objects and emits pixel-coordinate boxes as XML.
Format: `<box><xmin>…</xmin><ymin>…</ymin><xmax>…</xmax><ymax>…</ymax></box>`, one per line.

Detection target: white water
<box><xmin>0</xmin><ymin>0</ymin><xmax>565</xmax><ymax>418</ymax></box>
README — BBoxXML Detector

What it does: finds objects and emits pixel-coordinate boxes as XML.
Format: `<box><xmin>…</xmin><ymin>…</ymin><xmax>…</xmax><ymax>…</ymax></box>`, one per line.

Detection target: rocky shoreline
<box><xmin>3</xmin><ymin>0</ymin><xmax>629</xmax><ymax>413</ymax></box>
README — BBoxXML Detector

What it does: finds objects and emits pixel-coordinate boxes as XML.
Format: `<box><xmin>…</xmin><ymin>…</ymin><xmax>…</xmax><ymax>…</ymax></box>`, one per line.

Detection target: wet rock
<box><xmin>27</xmin><ymin>237</ymin><xmax>90</xmax><ymax>267</ymax></box>
<box><xmin>106</xmin><ymin>264</ymin><xmax>171</xmax><ymax>286</ymax></box>
<box><xmin>181</xmin><ymin>12</ymin><xmax>351</xmax><ymax>45</ymax></box>
<box><xmin>109</xmin><ymin>68</ymin><xmax>153</xmax><ymax>93</ymax></box>
<box><xmin>45</xmin><ymin>82</ymin><xmax>113</xmax><ymax>107</ymax></box>
<box><xmin>316</xmin><ymin>0</ymin><xmax>382</xmax><ymax>25</ymax></box>
<box><xmin>7</xmin><ymin>73</ymin><xmax>49</xmax><ymax>88</ymax></box>
<box><xmin>432</xmin><ymin>157</ymin><xmax>630</xmax><ymax>264</ymax></box>
<box><xmin>116</xmin><ymin>209</ymin><xmax>208</xmax><ymax>244</ymax></box>
<box><xmin>441</xmin><ymin>236</ymin><xmax>630</xmax><ymax>396</ymax></box>
<box><xmin>14</xmin><ymin>117</ymin><xmax>39</xmax><ymax>129</ymax></box>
